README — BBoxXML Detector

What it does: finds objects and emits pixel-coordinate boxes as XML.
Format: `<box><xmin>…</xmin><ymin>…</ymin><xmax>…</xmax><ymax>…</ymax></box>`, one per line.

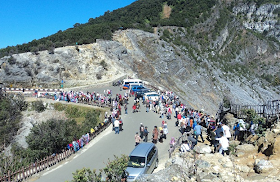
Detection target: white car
<box><xmin>144</xmin><ymin>92</ymin><xmax>160</xmax><ymax>101</ymax></box>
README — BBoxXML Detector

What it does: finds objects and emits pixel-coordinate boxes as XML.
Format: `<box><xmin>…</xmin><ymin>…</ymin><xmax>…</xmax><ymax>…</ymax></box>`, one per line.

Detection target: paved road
<box><xmin>31</xmin><ymin>84</ymin><xmax>182</xmax><ymax>182</ymax></box>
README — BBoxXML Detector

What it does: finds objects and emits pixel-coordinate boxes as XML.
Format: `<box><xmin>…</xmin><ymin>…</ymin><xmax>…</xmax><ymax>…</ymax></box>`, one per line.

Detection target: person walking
<box><xmin>139</xmin><ymin>123</ymin><xmax>144</xmax><ymax>139</ymax></box>
<box><xmin>163</xmin><ymin>121</ymin><xmax>168</xmax><ymax>139</ymax></box>
<box><xmin>152</xmin><ymin>126</ymin><xmax>159</xmax><ymax>144</ymax></box>
<box><xmin>119</xmin><ymin>117</ymin><xmax>123</xmax><ymax>131</ymax></box>
<box><xmin>135</xmin><ymin>132</ymin><xmax>141</xmax><ymax>146</ymax></box>
<box><xmin>124</xmin><ymin>104</ymin><xmax>128</xmax><ymax>115</ymax></box>
<box><xmin>222</xmin><ymin>121</ymin><xmax>231</xmax><ymax>140</ymax></box>
<box><xmin>194</xmin><ymin>123</ymin><xmax>204</xmax><ymax>143</ymax></box>
<box><xmin>144</xmin><ymin>126</ymin><xmax>149</xmax><ymax>142</ymax></box>
<box><xmin>217</xmin><ymin>132</ymin><xmax>229</xmax><ymax>156</ymax></box>
<box><xmin>146</xmin><ymin>100</ymin><xmax>150</xmax><ymax>112</ymax></box>
<box><xmin>187</xmin><ymin>133</ymin><xmax>197</xmax><ymax>149</ymax></box>
<box><xmin>114</xmin><ymin>118</ymin><xmax>120</xmax><ymax>134</ymax></box>
<box><xmin>233</xmin><ymin>122</ymin><xmax>240</xmax><ymax>140</ymax></box>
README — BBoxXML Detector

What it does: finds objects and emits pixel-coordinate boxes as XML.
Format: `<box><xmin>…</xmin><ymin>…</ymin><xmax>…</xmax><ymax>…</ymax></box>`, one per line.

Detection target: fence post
<box><xmin>8</xmin><ymin>170</ymin><xmax>11</xmax><ymax>182</ymax></box>
<box><xmin>22</xmin><ymin>166</ymin><xmax>25</xmax><ymax>180</ymax></box>
<box><xmin>29</xmin><ymin>164</ymin><xmax>31</xmax><ymax>177</ymax></box>
<box><xmin>35</xmin><ymin>161</ymin><xmax>38</xmax><ymax>173</ymax></box>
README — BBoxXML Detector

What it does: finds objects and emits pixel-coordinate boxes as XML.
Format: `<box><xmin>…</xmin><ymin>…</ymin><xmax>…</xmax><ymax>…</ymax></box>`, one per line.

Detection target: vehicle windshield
<box><xmin>127</xmin><ymin>156</ymin><xmax>145</xmax><ymax>168</ymax></box>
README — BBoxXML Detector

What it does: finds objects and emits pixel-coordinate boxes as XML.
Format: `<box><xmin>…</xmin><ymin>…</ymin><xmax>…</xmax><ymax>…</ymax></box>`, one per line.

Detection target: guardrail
<box><xmin>0</xmin><ymin>120</ymin><xmax>111</xmax><ymax>182</ymax></box>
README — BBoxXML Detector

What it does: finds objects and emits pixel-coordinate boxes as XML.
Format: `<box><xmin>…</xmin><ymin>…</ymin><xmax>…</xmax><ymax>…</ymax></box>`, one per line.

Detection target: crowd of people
<box><xmin>126</xmin><ymin>87</ymin><xmax>235</xmax><ymax>156</ymax></box>
<box><xmin>52</xmin><ymin>89</ymin><xmax>130</xmax><ymax>107</ymax></box>
<box><xmin>48</xmin><ymin>80</ymin><xmax>243</xmax><ymax>157</ymax></box>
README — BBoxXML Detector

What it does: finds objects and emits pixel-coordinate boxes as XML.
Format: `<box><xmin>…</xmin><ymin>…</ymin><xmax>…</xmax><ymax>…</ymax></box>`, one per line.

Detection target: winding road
<box><xmin>29</xmin><ymin>84</ymin><xmax>182</xmax><ymax>182</ymax></box>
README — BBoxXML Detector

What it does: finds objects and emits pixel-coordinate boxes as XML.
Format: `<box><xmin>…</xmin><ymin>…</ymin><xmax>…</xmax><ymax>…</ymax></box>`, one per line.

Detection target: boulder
<box><xmin>236</xmin><ymin>165</ymin><xmax>252</xmax><ymax>173</ymax></box>
<box><xmin>193</xmin><ymin>144</ymin><xmax>212</xmax><ymax>154</ymax></box>
<box><xmin>273</xmin><ymin>136</ymin><xmax>280</xmax><ymax>155</ymax></box>
<box><xmin>195</xmin><ymin>159</ymin><xmax>210</xmax><ymax>169</ymax></box>
<box><xmin>255</xmin><ymin>131</ymin><xmax>276</xmax><ymax>154</ymax></box>
<box><xmin>254</xmin><ymin>159</ymin><xmax>273</xmax><ymax>174</ymax></box>
<box><xmin>229</xmin><ymin>140</ymin><xmax>240</xmax><ymax>146</ymax></box>
<box><xmin>245</xmin><ymin>134</ymin><xmax>259</xmax><ymax>144</ymax></box>
<box><xmin>235</xmin><ymin>144</ymin><xmax>257</xmax><ymax>157</ymax></box>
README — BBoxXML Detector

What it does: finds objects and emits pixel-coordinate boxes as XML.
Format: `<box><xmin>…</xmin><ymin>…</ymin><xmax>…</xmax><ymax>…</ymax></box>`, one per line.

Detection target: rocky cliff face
<box><xmin>137</xmin><ymin>119</ymin><xmax>280</xmax><ymax>182</ymax></box>
<box><xmin>1</xmin><ymin>1</ymin><xmax>280</xmax><ymax>114</ymax></box>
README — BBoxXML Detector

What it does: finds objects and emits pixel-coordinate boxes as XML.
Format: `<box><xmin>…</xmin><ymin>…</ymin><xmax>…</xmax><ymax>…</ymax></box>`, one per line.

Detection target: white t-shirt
<box><xmin>222</xmin><ymin>125</ymin><xmax>231</xmax><ymax>138</ymax></box>
<box><xmin>114</xmin><ymin>120</ymin><xmax>119</xmax><ymax>127</ymax></box>
<box><xmin>219</xmin><ymin>136</ymin><xmax>229</xmax><ymax>150</ymax></box>
<box><xmin>180</xmin><ymin>143</ymin><xmax>190</xmax><ymax>152</ymax></box>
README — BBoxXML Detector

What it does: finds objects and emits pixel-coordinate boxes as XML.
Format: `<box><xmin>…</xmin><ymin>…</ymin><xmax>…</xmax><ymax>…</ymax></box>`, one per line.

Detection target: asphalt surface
<box><xmin>30</xmin><ymin>84</ymin><xmax>182</xmax><ymax>182</ymax></box>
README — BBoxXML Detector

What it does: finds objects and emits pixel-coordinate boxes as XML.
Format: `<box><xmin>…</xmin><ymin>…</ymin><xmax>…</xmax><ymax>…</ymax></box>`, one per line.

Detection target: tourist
<box><xmin>222</xmin><ymin>121</ymin><xmax>231</xmax><ymax>140</ymax></box>
<box><xmin>180</xmin><ymin>140</ymin><xmax>190</xmax><ymax>153</ymax></box>
<box><xmin>215</xmin><ymin>124</ymin><xmax>223</xmax><ymax>139</ymax></box>
<box><xmin>249</xmin><ymin>121</ymin><xmax>258</xmax><ymax>136</ymax></box>
<box><xmin>124</xmin><ymin>104</ymin><xmax>128</xmax><ymax>115</ymax></box>
<box><xmin>146</xmin><ymin>100</ymin><xmax>150</xmax><ymax>112</ymax></box>
<box><xmin>152</xmin><ymin>126</ymin><xmax>158</xmax><ymax>144</ymax></box>
<box><xmin>135</xmin><ymin>132</ymin><xmax>141</xmax><ymax>146</ymax></box>
<box><xmin>114</xmin><ymin>118</ymin><xmax>120</xmax><ymax>134</ymax></box>
<box><xmin>139</xmin><ymin>123</ymin><xmax>144</xmax><ymax>139</ymax></box>
<box><xmin>170</xmin><ymin>137</ymin><xmax>176</xmax><ymax>147</ymax></box>
<box><xmin>217</xmin><ymin>132</ymin><xmax>229</xmax><ymax>156</ymax></box>
<box><xmin>194</xmin><ymin>123</ymin><xmax>204</xmax><ymax>143</ymax></box>
<box><xmin>210</xmin><ymin>128</ymin><xmax>217</xmax><ymax>153</ymax></box>
<box><xmin>144</xmin><ymin>126</ymin><xmax>149</xmax><ymax>142</ymax></box>
<box><xmin>233</xmin><ymin>122</ymin><xmax>240</xmax><ymax>140</ymax></box>
<box><xmin>187</xmin><ymin>133</ymin><xmax>197</xmax><ymax>149</ymax></box>
<box><xmin>119</xmin><ymin>117</ymin><xmax>123</xmax><ymax>131</ymax></box>
<box><xmin>163</xmin><ymin>121</ymin><xmax>168</xmax><ymax>139</ymax></box>
<box><xmin>132</xmin><ymin>104</ymin><xmax>137</xmax><ymax>113</ymax></box>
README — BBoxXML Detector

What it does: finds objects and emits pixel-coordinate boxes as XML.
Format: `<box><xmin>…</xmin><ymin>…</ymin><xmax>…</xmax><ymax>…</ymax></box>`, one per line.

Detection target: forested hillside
<box><xmin>0</xmin><ymin>0</ymin><xmax>216</xmax><ymax>57</ymax></box>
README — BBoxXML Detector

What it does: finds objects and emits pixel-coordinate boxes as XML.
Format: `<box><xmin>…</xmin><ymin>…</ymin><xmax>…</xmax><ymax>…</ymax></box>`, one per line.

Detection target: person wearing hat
<box><xmin>135</xmin><ymin>132</ymin><xmax>141</xmax><ymax>146</ymax></box>
<box><xmin>144</xmin><ymin>126</ymin><xmax>149</xmax><ymax>142</ymax></box>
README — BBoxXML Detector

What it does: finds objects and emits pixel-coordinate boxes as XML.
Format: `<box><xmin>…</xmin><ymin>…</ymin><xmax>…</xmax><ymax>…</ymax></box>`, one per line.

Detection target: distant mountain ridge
<box><xmin>0</xmin><ymin>0</ymin><xmax>217</xmax><ymax>57</ymax></box>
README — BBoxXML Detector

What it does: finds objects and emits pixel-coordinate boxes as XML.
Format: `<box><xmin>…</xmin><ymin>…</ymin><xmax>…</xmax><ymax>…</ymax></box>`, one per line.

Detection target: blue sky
<box><xmin>0</xmin><ymin>0</ymin><xmax>136</xmax><ymax>49</ymax></box>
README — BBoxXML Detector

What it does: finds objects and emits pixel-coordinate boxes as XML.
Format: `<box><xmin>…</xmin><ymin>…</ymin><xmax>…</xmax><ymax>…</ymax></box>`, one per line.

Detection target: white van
<box><xmin>144</xmin><ymin>92</ymin><xmax>160</xmax><ymax>101</ymax></box>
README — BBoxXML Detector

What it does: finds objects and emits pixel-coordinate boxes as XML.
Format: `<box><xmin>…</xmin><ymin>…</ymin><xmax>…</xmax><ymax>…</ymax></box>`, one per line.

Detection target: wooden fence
<box><xmin>0</xmin><ymin>121</ymin><xmax>111</xmax><ymax>182</ymax></box>
<box><xmin>229</xmin><ymin>99</ymin><xmax>280</xmax><ymax>119</ymax></box>
<box><xmin>0</xmin><ymin>78</ymin><xmax>161</xmax><ymax>182</ymax></box>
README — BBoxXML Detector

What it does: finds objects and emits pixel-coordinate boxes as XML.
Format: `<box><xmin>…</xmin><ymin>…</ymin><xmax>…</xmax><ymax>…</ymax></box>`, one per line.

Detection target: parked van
<box><xmin>126</xmin><ymin>143</ymin><xmax>158</xmax><ymax>181</ymax></box>
<box><xmin>144</xmin><ymin>92</ymin><xmax>160</xmax><ymax>101</ymax></box>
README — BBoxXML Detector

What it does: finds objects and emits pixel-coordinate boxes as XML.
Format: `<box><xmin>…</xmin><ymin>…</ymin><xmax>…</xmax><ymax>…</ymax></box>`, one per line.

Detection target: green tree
<box><xmin>244</xmin><ymin>109</ymin><xmax>266</xmax><ymax>136</ymax></box>
<box><xmin>71</xmin><ymin>168</ymin><xmax>102</xmax><ymax>182</ymax></box>
<box><xmin>103</xmin><ymin>155</ymin><xmax>129</xmax><ymax>181</ymax></box>
<box><xmin>26</xmin><ymin>119</ymin><xmax>70</xmax><ymax>160</ymax></box>
<box><xmin>69</xmin><ymin>155</ymin><xmax>129</xmax><ymax>182</ymax></box>
<box><xmin>31</xmin><ymin>100</ymin><xmax>46</xmax><ymax>112</ymax></box>
<box><xmin>0</xmin><ymin>93</ymin><xmax>27</xmax><ymax>146</ymax></box>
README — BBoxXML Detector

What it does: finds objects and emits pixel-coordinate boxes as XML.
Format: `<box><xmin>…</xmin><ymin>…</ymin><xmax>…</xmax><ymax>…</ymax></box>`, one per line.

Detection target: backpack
<box><xmin>144</xmin><ymin>130</ymin><xmax>148</xmax><ymax>136</ymax></box>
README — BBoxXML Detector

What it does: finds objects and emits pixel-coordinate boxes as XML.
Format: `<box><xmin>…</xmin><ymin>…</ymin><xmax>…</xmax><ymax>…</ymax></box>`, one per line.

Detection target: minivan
<box><xmin>144</xmin><ymin>92</ymin><xmax>160</xmax><ymax>101</ymax></box>
<box><xmin>126</xmin><ymin>143</ymin><xmax>158</xmax><ymax>181</ymax></box>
